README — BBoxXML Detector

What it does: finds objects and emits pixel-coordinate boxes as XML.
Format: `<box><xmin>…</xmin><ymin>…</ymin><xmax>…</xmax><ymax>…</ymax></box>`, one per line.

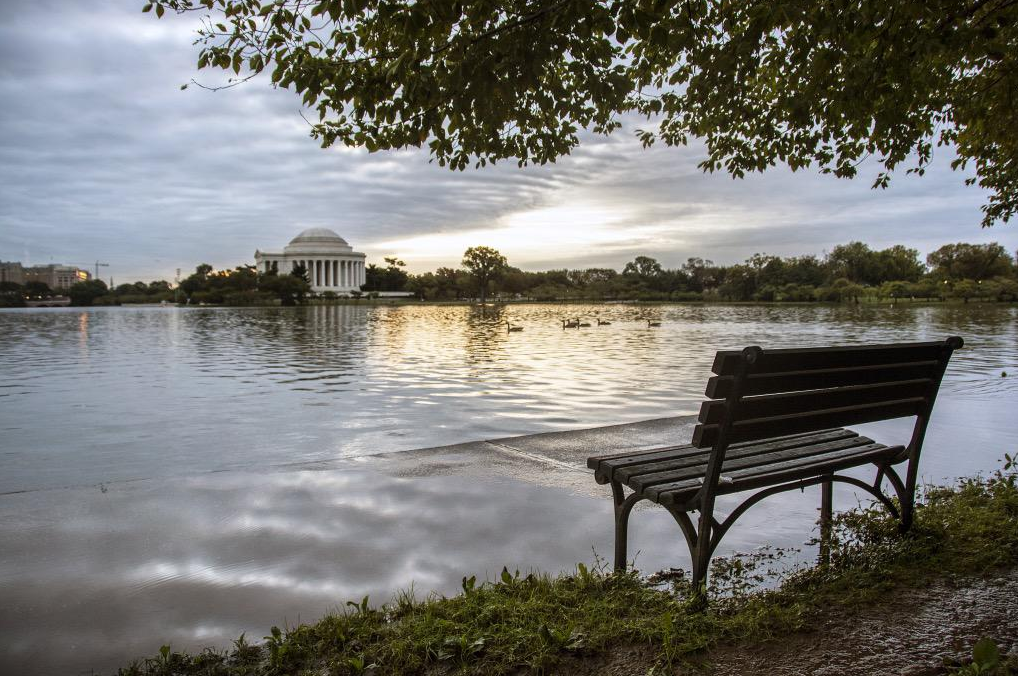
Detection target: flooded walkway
<box><xmin>2</xmin><ymin>304</ymin><xmax>1015</xmax><ymax>675</ymax></box>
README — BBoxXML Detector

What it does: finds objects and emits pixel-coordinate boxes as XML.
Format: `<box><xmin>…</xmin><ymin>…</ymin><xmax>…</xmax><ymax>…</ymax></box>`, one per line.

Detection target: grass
<box><xmin>117</xmin><ymin>461</ymin><xmax>1018</xmax><ymax>676</ymax></box>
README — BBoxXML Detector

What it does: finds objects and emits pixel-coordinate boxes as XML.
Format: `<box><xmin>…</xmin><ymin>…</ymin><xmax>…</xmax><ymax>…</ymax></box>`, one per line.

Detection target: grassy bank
<box><xmin>117</xmin><ymin>463</ymin><xmax>1018</xmax><ymax>676</ymax></box>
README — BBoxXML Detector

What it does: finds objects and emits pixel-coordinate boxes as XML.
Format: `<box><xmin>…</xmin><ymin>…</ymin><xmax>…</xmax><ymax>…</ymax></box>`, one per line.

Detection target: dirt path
<box><xmin>700</xmin><ymin>569</ymin><xmax>1018</xmax><ymax>675</ymax></box>
<box><xmin>552</xmin><ymin>568</ymin><xmax>1018</xmax><ymax>675</ymax></box>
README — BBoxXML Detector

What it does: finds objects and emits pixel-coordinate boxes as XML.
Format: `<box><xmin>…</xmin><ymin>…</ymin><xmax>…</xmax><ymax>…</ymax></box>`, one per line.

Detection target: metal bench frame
<box><xmin>588</xmin><ymin>337</ymin><xmax>963</xmax><ymax>592</ymax></box>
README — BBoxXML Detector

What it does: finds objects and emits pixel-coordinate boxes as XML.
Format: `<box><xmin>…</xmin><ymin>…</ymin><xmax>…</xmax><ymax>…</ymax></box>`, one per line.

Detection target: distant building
<box><xmin>0</xmin><ymin>261</ymin><xmax>25</xmax><ymax>285</ymax></box>
<box><xmin>255</xmin><ymin>228</ymin><xmax>366</xmax><ymax>294</ymax></box>
<box><xmin>24</xmin><ymin>265</ymin><xmax>91</xmax><ymax>290</ymax></box>
<box><xmin>1</xmin><ymin>262</ymin><xmax>90</xmax><ymax>289</ymax></box>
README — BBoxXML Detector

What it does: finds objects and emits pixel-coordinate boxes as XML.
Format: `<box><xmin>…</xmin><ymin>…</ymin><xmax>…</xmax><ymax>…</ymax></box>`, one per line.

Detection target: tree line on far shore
<box><xmin>2</xmin><ymin>240</ymin><xmax>1015</xmax><ymax>308</ymax></box>
<box><xmin>379</xmin><ymin>241</ymin><xmax>1018</xmax><ymax>304</ymax></box>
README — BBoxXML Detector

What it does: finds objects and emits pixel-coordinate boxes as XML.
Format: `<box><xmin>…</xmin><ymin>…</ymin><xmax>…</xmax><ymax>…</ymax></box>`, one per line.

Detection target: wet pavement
<box><xmin>702</xmin><ymin>569</ymin><xmax>1018</xmax><ymax>675</ymax></box>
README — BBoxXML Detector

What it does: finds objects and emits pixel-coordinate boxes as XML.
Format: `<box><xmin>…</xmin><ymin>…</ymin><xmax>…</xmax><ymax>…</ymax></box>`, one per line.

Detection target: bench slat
<box><xmin>586</xmin><ymin>443</ymin><xmax>696</xmax><ymax>469</ymax></box>
<box><xmin>627</xmin><ymin>435</ymin><xmax>875</xmax><ymax>488</ymax></box>
<box><xmin>711</xmin><ymin>341</ymin><xmax>946</xmax><ymax>376</ymax></box>
<box><xmin>705</xmin><ymin>360</ymin><xmax>940</xmax><ymax>398</ymax></box>
<box><xmin>646</xmin><ymin>443</ymin><xmax>901</xmax><ymax>506</ymax></box>
<box><xmin>589</xmin><ymin>429</ymin><xmax>857</xmax><ymax>477</ymax></box>
<box><xmin>699</xmin><ymin>444</ymin><xmax>903</xmax><ymax>501</ymax></box>
<box><xmin>692</xmin><ymin>397</ymin><xmax>925</xmax><ymax>448</ymax></box>
<box><xmin>698</xmin><ymin>379</ymin><xmax>934</xmax><ymax>424</ymax></box>
<box><xmin>621</xmin><ymin>434</ymin><xmax>873</xmax><ymax>487</ymax></box>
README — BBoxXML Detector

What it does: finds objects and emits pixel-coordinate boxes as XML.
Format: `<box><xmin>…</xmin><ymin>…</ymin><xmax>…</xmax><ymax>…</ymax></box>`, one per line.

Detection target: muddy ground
<box><xmin>544</xmin><ymin>568</ymin><xmax>1018</xmax><ymax>675</ymax></box>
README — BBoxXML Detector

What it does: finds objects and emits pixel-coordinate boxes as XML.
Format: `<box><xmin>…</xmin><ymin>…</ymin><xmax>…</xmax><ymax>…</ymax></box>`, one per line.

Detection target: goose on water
<box><xmin>597</xmin><ymin>318</ymin><xmax>612</xmax><ymax>325</ymax></box>
<box><xmin>562</xmin><ymin>319</ymin><xmax>580</xmax><ymax>329</ymax></box>
<box><xmin>506</xmin><ymin>322</ymin><xmax>523</xmax><ymax>332</ymax></box>
<box><xmin>647</xmin><ymin>320</ymin><xmax>661</xmax><ymax>327</ymax></box>
<box><xmin>577</xmin><ymin>318</ymin><xmax>591</xmax><ymax>327</ymax></box>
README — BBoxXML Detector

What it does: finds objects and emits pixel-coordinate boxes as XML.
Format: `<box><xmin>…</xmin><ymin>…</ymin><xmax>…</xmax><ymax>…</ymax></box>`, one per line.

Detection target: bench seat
<box><xmin>589</xmin><ymin>428</ymin><xmax>903</xmax><ymax>508</ymax></box>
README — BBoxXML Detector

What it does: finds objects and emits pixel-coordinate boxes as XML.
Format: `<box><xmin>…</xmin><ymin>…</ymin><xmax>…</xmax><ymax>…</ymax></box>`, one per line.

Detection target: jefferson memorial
<box><xmin>254</xmin><ymin>228</ymin><xmax>367</xmax><ymax>293</ymax></box>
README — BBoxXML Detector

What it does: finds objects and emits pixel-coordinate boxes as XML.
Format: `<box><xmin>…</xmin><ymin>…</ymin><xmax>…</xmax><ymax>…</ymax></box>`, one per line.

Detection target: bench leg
<box><xmin>611</xmin><ymin>481</ymin><xmax>641</xmax><ymax>572</ymax></box>
<box><xmin>900</xmin><ymin>461</ymin><xmax>919</xmax><ymax>533</ymax></box>
<box><xmin>819</xmin><ymin>476</ymin><xmax>833</xmax><ymax>565</ymax></box>
<box><xmin>691</xmin><ymin>509</ymin><xmax>713</xmax><ymax>596</ymax></box>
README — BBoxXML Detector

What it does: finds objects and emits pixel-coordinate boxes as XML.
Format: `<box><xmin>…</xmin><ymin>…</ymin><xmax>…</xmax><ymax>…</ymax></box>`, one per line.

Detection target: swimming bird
<box><xmin>506</xmin><ymin>322</ymin><xmax>523</xmax><ymax>333</ymax></box>
<box><xmin>647</xmin><ymin>320</ymin><xmax>661</xmax><ymax>327</ymax></box>
<box><xmin>577</xmin><ymin>318</ymin><xmax>591</xmax><ymax>327</ymax></box>
<box><xmin>597</xmin><ymin>318</ymin><xmax>612</xmax><ymax>326</ymax></box>
<box><xmin>562</xmin><ymin>319</ymin><xmax>580</xmax><ymax>329</ymax></box>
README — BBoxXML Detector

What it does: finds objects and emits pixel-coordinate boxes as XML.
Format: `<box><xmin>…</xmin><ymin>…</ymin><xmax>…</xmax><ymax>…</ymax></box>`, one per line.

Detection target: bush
<box><xmin>223</xmin><ymin>290</ymin><xmax>275</xmax><ymax>306</ymax></box>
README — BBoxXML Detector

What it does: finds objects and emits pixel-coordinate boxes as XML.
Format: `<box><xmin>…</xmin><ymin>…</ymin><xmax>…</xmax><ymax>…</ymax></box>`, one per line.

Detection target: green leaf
<box><xmin>973</xmin><ymin>637</ymin><xmax>999</xmax><ymax>668</ymax></box>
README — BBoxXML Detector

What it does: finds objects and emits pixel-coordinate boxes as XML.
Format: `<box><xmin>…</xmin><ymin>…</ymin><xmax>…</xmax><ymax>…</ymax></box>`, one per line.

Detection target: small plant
<box><xmin>346</xmin><ymin>595</ymin><xmax>370</xmax><ymax>615</ymax></box>
<box><xmin>973</xmin><ymin>638</ymin><xmax>1001</xmax><ymax>674</ymax></box>
<box><xmin>264</xmin><ymin>626</ymin><xmax>284</xmax><ymax>668</ymax></box>
<box><xmin>537</xmin><ymin>623</ymin><xmax>584</xmax><ymax>651</ymax></box>
<box><xmin>437</xmin><ymin>635</ymin><xmax>487</xmax><ymax>663</ymax></box>
<box><xmin>948</xmin><ymin>637</ymin><xmax>1017</xmax><ymax>674</ymax></box>
<box><xmin>345</xmin><ymin>654</ymin><xmax>377</xmax><ymax>674</ymax></box>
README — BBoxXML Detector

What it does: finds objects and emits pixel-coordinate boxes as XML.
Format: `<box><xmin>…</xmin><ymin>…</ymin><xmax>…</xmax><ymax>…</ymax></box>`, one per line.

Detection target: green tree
<box><xmin>259</xmin><ymin>271</ymin><xmax>310</xmax><ymax>305</ymax></box>
<box><xmin>876</xmin><ymin>245</ymin><xmax>925</xmax><ymax>283</ymax></box>
<box><xmin>380</xmin><ymin>257</ymin><xmax>410</xmax><ymax>292</ymax></box>
<box><xmin>879</xmin><ymin>280</ymin><xmax>912</xmax><ymax>301</ymax></box>
<box><xmin>462</xmin><ymin>246</ymin><xmax>508</xmax><ymax>304</ymax></box>
<box><xmin>23</xmin><ymin>281</ymin><xmax>53</xmax><ymax>298</ymax></box>
<box><xmin>0</xmin><ymin>281</ymin><xmax>26</xmax><ymax>308</ymax></box>
<box><xmin>990</xmin><ymin>276</ymin><xmax>1018</xmax><ymax>301</ymax></box>
<box><xmin>948</xmin><ymin>279</ymin><xmax>981</xmax><ymax>303</ymax></box>
<box><xmin>827</xmin><ymin>242</ymin><xmax>881</xmax><ymax>285</ymax></box>
<box><xmin>291</xmin><ymin>262</ymin><xmax>310</xmax><ymax>285</ymax></box>
<box><xmin>622</xmin><ymin>256</ymin><xmax>664</xmax><ymax>279</ymax></box>
<box><xmin>681</xmin><ymin>258</ymin><xmax>718</xmax><ymax>293</ymax></box>
<box><xmin>927</xmin><ymin>243</ymin><xmax>1015</xmax><ymax>280</ymax></box>
<box><xmin>718</xmin><ymin>264</ymin><xmax>756</xmax><ymax>301</ymax></box>
<box><xmin>152</xmin><ymin>0</ymin><xmax>1018</xmax><ymax>226</ymax></box>
<box><xmin>68</xmin><ymin>279</ymin><xmax>109</xmax><ymax>306</ymax></box>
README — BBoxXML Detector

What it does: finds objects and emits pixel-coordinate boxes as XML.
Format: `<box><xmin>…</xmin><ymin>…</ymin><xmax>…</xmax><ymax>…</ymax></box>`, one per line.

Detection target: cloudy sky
<box><xmin>1</xmin><ymin>0</ymin><xmax>1015</xmax><ymax>283</ymax></box>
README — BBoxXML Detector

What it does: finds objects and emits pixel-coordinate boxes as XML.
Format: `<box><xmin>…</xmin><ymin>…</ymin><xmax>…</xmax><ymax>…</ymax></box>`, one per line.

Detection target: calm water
<box><xmin>1</xmin><ymin>303</ymin><xmax>1016</xmax><ymax>674</ymax></box>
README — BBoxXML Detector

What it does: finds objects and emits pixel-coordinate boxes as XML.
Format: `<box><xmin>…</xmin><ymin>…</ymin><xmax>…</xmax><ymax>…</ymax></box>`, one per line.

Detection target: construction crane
<box><xmin>70</xmin><ymin>261</ymin><xmax>110</xmax><ymax>279</ymax></box>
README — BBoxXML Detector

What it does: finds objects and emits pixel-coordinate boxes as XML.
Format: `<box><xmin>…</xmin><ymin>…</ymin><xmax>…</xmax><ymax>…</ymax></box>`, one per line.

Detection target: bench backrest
<box><xmin>692</xmin><ymin>337</ymin><xmax>963</xmax><ymax>449</ymax></box>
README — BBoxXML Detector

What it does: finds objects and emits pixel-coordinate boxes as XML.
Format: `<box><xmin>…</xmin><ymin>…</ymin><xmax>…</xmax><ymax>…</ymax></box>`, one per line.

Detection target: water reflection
<box><xmin>0</xmin><ymin>469</ymin><xmax>618</xmax><ymax>673</ymax></box>
<box><xmin>1</xmin><ymin>303</ymin><xmax>1016</xmax><ymax>493</ymax></box>
<box><xmin>1</xmin><ymin>303</ymin><xmax>1015</xmax><ymax>493</ymax></box>
<box><xmin>0</xmin><ymin>303</ymin><xmax>1016</xmax><ymax>674</ymax></box>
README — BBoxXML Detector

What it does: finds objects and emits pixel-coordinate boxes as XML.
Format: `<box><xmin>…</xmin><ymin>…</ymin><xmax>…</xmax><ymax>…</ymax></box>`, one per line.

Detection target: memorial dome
<box><xmin>283</xmin><ymin>228</ymin><xmax>353</xmax><ymax>254</ymax></box>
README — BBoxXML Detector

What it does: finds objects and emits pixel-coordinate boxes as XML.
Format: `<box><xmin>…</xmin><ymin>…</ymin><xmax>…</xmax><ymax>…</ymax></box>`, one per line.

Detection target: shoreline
<box><xmin>6</xmin><ymin>297</ymin><xmax>1017</xmax><ymax>310</ymax></box>
<box><xmin>110</xmin><ymin>466</ymin><xmax>1018</xmax><ymax>675</ymax></box>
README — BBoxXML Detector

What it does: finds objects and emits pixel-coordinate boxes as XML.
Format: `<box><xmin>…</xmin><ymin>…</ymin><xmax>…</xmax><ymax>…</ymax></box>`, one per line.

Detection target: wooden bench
<box><xmin>587</xmin><ymin>337</ymin><xmax>963</xmax><ymax>591</ymax></box>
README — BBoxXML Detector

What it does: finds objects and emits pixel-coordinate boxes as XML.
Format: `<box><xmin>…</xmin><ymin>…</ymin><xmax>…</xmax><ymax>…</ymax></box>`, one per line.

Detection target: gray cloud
<box><xmin>0</xmin><ymin>0</ymin><xmax>1014</xmax><ymax>283</ymax></box>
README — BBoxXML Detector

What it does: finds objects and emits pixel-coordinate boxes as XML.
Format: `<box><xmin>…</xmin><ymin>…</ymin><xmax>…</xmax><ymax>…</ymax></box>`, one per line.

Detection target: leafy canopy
<box><xmin>462</xmin><ymin>245</ymin><xmax>508</xmax><ymax>302</ymax></box>
<box><xmin>150</xmin><ymin>0</ymin><xmax>1018</xmax><ymax>226</ymax></box>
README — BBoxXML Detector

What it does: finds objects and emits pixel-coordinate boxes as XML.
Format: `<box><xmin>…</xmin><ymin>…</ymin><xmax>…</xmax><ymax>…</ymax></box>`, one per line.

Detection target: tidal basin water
<box><xmin>1</xmin><ymin>303</ymin><xmax>1016</xmax><ymax>674</ymax></box>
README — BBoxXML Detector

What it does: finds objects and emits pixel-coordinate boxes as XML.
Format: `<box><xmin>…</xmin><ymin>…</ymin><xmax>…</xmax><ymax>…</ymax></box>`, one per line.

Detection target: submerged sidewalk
<box><xmin>357</xmin><ymin>415</ymin><xmax>699</xmax><ymax>494</ymax></box>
